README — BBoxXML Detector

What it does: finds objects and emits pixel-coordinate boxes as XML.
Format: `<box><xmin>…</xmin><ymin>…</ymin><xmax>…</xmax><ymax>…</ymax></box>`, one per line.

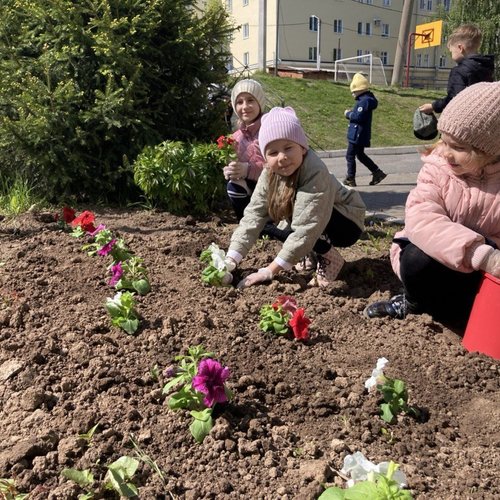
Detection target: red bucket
<box><xmin>462</xmin><ymin>272</ymin><xmax>500</xmax><ymax>360</ymax></box>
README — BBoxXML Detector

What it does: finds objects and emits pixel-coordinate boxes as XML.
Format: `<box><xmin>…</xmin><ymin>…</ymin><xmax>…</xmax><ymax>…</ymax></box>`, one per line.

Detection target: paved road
<box><xmin>319</xmin><ymin>145</ymin><xmax>422</xmax><ymax>223</ymax></box>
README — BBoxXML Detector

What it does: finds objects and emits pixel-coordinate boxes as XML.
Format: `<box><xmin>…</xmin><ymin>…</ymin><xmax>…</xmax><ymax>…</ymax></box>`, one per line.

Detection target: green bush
<box><xmin>133</xmin><ymin>141</ymin><xmax>227</xmax><ymax>214</ymax></box>
<box><xmin>0</xmin><ymin>0</ymin><xmax>234</xmax><ymax>203</ymax></box>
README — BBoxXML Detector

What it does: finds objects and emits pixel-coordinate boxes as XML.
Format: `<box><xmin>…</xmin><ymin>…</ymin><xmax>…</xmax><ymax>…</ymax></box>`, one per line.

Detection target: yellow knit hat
<box><xmin>350</xmin><ymin>73</ymin><xmax>370</xmax><ymax>93</ymax></box>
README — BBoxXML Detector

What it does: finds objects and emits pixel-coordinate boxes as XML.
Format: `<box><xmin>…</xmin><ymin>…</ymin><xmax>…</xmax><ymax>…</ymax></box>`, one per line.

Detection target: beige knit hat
<box><xmin>438</xmin><ymin>81</ymin><xmax>500</xmax><ymax>156</ymax></box>
<box><xmin>231</xmin><ymin>79</ymin><xmax>266</xmax><ymax>114</ymax></box>
<box><xmin>350</xmin><ymin>73</ymin><xmax>370</xmax><ymax>93</ymax></box>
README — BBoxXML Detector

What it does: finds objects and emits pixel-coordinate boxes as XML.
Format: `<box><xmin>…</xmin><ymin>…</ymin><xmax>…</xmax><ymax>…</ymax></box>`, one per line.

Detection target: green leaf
<box><xmin>132</xmin><ymin>279</ymin><xmax>150</xmax><ymax>295</ymax></box>
<box><xmin>381</xmin><ymin>403</ymin><xmax>395</xmax><ymax>423</ymax></box>
<box><xmin>108</xmin><ymin>456</ymin><xmax>139</xmax><ymax>478</ymax></box>
<box><xmin>189</xmin><ymin>409</ymin><xmax>213</xmax><ymax>443</ymax></box>
<box><xmin>318</xmin><ymin>487</ymin><xmax>346</xmax><ymax>499</ymax></box>
<box><xmin>105</xmin><ymin>456</ymin><xmax>139</xmax><ymax>498</ymax></box>
<box><xmin>120</xmin><ymin>318</ymin><xmax>139</xmax><ymax>335</ymax></box>
<box><xmin>61</xmin><ymin>468</ymin><xmax>94</xmax><ymax>487</ymax></box>
<box><xmin>344</xmin><ymin>481</ymin><xmax>379</xmax><ymax>499</ymax></box>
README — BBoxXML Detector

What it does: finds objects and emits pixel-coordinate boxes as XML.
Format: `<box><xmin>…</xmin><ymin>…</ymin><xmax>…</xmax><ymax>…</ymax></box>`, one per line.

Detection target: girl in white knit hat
<box><xmin>223</xmin><ymin>106</ymin><xmax>366</xmax><ymax>288</ymax></box>
<box><xmin>364</xmin><ymin>81</ymin><xmax>500</xmax><ymax>329</ymax></box>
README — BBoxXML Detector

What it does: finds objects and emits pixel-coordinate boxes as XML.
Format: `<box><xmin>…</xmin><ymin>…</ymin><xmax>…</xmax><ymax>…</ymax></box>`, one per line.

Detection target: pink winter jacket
<box><xmin>390</xmin><ymin>152</ymin><xmax>500</xmax><ymax>279</ymax></box>
<box><xmin>232</xmin><ymin>118</ymin><xmax>265</xmax><ymax>182</ymax></box>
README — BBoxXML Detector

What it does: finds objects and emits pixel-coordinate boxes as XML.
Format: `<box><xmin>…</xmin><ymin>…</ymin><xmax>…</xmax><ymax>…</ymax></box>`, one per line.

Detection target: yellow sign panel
<box><xmin>414</xmin><ymin>20</ymin><xmax>443</xmax><ymax>49</ymax></box>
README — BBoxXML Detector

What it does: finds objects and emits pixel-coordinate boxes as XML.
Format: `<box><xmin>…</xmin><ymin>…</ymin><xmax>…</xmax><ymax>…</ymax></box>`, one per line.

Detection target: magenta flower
<box><xmin>192</xmin><ymin>359</ymin><xmax>230</xmax><ymax>408</ymax></box>
<box><xmin>98</xmin><ymin>238</ymin><xmax>116</xmax><ymax>256</ymax></box>
<box><xmin>88</xmin><ymin>224</ymin><xmax>106</xmax><ymax>236</ymax></box>
<box><xmin>108</xmin><ymin>261</ymin><xmax>123</xmax><ymax>286</ymax></box>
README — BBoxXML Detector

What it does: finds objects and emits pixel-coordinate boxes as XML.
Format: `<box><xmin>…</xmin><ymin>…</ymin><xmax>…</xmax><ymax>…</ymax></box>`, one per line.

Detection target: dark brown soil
<box><xmin>0</xmin><ymin>209</ymin><xmax>498</xmax><ymax>499</ymax></box>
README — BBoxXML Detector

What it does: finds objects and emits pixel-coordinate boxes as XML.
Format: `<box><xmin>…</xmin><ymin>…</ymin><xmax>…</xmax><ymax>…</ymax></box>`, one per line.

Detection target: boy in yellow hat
<box><xmin>343</xmin><ymin>73</ymin><xmax>386</xmax><ymax>187</ymax></box>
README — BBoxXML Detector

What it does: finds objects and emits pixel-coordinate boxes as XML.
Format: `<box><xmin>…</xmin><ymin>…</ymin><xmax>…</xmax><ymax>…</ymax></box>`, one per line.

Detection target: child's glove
<box><xmin>237</xmin><ymin>267</ymin><xmax>273</xmax><ymax>289</ymax></box>
<box><xmin>479</xmin><ymin>249</ymin><xmax>500</xmax><ymax>278</ymax></box>
<box><xmin>223</xmin><ymin>161</ymin><xmax>249</xmax><ymax>181</ymax></box>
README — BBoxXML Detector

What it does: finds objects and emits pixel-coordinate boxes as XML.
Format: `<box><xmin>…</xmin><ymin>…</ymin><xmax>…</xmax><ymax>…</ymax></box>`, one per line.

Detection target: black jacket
<box><xmin>433</xmin><ymin>54</ymin><xmax>495</xmax><ymax>113</ymax></box>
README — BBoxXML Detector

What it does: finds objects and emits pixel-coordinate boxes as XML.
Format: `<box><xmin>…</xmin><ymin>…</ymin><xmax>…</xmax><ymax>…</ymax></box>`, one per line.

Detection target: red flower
<box><xmin>62</xmin><ymin>206</ymin><xmax>76</xmax><ymax>223</ymax></box>
<box><xmin>289</xmin><ymin>308</ymin><xmax>311</xmax><ymax>341</ymax></box>
<box><xmin>71</xmin><ymin>210</ymin><xmax>96</xmax><ymax>233</ymax></box>
<box><xmin>272</xmin><ymin>295</ymin><xmax>297</xmax><ymax>315</ymax></box>
<box><xmin>217</xmin><ymin>135</ymin><xmax>236</xmax><ymax>149</ymax></box>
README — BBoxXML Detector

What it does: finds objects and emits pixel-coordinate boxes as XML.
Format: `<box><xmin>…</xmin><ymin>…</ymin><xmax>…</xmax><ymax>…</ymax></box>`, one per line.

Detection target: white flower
<box><xmin>341</xmin><ymin>452</ymin><xmax>408</xmax><ymax>488</ymax></box>
<box><xmin>364</xmin><ymin>357</ymin><xmax>389</xmax><ymax>391</ymax></box>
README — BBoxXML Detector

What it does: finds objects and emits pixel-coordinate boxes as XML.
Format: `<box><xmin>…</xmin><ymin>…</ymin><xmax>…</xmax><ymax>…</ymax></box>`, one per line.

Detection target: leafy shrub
<box><xmin>133</xmin><ymin>141</ymin><xmax>227</xmax><ymax>214</ymax></box>
<box><xmin>0</xmin><ymin>0</ymin><xmax>234</xmax><ymax>203</ymax></box>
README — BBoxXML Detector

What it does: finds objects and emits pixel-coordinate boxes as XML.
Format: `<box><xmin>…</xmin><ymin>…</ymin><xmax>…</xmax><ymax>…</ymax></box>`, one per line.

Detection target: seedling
<box><xmin>105</xmin><ymin>291</ymin><xmax>140</xmax><ymax>335</ymax></box>
<box><xmin>259</xmin><ymin>295</ymin><xmax>311</xmax><ymax>340</ymax></box>
<box><xmin>163</xmin><ymin>345</ymin><xmax>232</xmax><ymax>443</ymax></box>
<box><xmin>199</xmin><ymin>243</ymin><xmax>234</xmax><ymax>287</ymax></box>
<box><xmin>113</xmin><ymin>256</ymin><xmax>150</xmax><ymax>295</ymax></box>
<box><xmin>78</xmin><ymin>424</ymin><xmax>99</xmax><ymax>446</ymax></box>
<box><xmin>0</xmin><ymin>478</ymin><xmax>28</xmax><ymax>500</ymax></box>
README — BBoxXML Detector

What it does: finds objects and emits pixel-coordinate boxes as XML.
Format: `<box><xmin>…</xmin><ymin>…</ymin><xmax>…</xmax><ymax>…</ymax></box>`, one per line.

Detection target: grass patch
<box><xmin>254</xmin><ymin>73</ymin><xmax>443</xmax><ymax>150</ymax></box>
<box><xmin>0</xmin><ymin>175</ymin><xmax>43</xmax><ymax>215</ymax></box>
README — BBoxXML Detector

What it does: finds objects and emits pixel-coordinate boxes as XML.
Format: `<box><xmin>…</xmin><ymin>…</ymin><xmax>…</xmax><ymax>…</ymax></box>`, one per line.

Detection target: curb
<box><xmin>317</xmin><ymin>144</ymin><xmax>424</xmax><ymax>159</ymax></box>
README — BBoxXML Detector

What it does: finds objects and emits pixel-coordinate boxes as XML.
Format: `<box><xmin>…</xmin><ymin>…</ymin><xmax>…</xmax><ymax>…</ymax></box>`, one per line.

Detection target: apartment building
<box><xmin>222</xmin><ymin>0</ymin><xmax>454</xmax><ymax>88</ymax></box>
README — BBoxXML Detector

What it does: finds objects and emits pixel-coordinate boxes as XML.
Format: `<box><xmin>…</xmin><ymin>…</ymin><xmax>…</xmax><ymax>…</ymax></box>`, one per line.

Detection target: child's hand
<box><xmin>223</xmin><ymin>161</ymin><xmax>249</xmax><ymax>181</ymax></box>
<box><xmin>419</xmin><ymin>103</ymin><xmax>434</xmax><ymax>114</ymax></box>
<box><xmin>480</xmin><ymin>249</ymin><xmax>500</xmax><ymax>278</ymax></box>
<box><xmin>344</xmin><ymin>109</ymin><xmax>351</xmax><ymax>118</ymax></box>
<box><xmin>237</xmin><ymin>267</ymin><xmax>273</xmax><ymax>289</ymax></box>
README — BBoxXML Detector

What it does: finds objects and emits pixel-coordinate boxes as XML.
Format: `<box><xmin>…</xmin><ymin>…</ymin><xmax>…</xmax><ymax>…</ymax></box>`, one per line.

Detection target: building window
<box><xmin>443</xmin><ymin>0</ymin><xmax>451</xmax><ymax>10</ymax></box>
<box><xmin>242</xmin><ymin>23</ymin><xmax>249</xmax><ymax>39</ymax></box>
<box><xmin>380</xmin><ymin>51</ymin><xmax>388</xmax><ymax>65</ymax></box>
<box><xmin>423</xmin><ymin>53</ymin><xmax>430</xmax><ymax>67</ymax></box>
<box><xmin>333</xmin><ymin>48</ymin><xmax>342</xmax><ymax>61</ymax></box>
<box><xmin>416</xmin><ymin>54</ymin><xmax>422</xmax><ymax>67</ymax></box>
<box><xmin>420</xmin><ymin>0</ymin><xmax>433</xmax><ymax>9</ymax></box>
<box><xmin>427</xmin><ymin>0</ymin><xmax>433</xmax><ymax>9</ymax></box>
<box><xmin>356</xmin><ymin>49</ymin><xmax>363</xmax><ymax>63</ymax></box>
<box><xmin>225</xmin><ymin>0</ymin><xmax>232</xmax><ymax>11</ymax></box>
<box><xmin>309</xmin><ymin>46</ymin><xmax>318</xmax><ymax>61</ymax></box>
<box><xmin>383</xmin><ymin>0</ymin><xmax>391</xmax><ymax>5</ymax></box>
<box><xmin>357</xmin><ymin>22</ymin><xmax>363</xmax><ymax>35</ymax></box>
<box><xmin>243</xmin><ymin>52</ymin><xmax>249</xmax><ymax>67</ymax></box>
<box><xmin>333</xmin><ymin>19</ymin><xmax>343</xmax><ymax>34</ymax></box>
<box><xmin>382</xmin><ymin>23</ymin><xmax>390</xmax><ymax>37</ymax></box>
<box><xmin>243</xmin><ymin>0</ymin><xmax>248</xmax><ymax>6</ymax></box>
<box><xmin>309</xmin><ymin>16</ymin><xmax>319</xmax><ymax>32</ymax></box>
<box><xmin>439</xmin><ymin>54</ymin><xmax>447</xmax><ymax>67</ymax></box>
<box><xmin>365</xmin><ymin>23</ymin><xmax>371</xmax><ymax>36</ymax></box>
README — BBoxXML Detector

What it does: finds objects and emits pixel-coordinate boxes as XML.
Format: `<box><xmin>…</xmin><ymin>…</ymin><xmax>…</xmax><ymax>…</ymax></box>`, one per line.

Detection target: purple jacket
<box><xmin>391</xmin><ymin>151</ymin><xmax>500</xmax><ymax>278</ymax></box>
<box><xmin>232</xmin><ymin>118</ymin><xmax>265</xmax><ymax>182</ymax></box>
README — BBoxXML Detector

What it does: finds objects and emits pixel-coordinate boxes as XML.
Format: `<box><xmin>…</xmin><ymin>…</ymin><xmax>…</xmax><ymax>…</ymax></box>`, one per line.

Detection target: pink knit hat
<box><xmin>258</xmin><ymin>107</ymin><xmax>309</xmax><ymax>156</ymax></box>
<box><xmin>438</xmin><ymin>81</ymin><xmax>500</xmax><ymax>156</ymax></box>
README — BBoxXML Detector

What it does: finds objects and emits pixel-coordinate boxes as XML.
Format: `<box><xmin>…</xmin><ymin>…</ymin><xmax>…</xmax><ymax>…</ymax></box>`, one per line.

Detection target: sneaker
<box><xmin>309</xmin><ymin>247</ymin><xmax>345</xmax><ymax>287</ymax></box>
<box><xmin>363</xmin><ymin>294</ymin><xmax>408</xmax><ymax>319</ymax></box>
<box><xmin>343</xmin><ymin>177</ymin><xmax>357</xmax><ymax>187</ymax></box>
<box><xmin>369</xmin><ymin>170</ymin><xmax>387</xmax><ymax>186</ymax></box>
<box><xmin>295</xmin><ymin>252</ymin><xmax>317</xmax><ymax>272</ymax></box>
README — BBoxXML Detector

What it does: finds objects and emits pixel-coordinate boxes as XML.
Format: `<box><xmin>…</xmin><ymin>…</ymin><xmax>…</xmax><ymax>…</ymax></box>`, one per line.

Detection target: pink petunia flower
<box><xmin>88</xmin><ymin>224</ymin><xmax>106</xmax><ymax>237</ymax></box>
<box><xmin>97</xmin><ymin>239</ymin><xmax>116</xmax><ymax>257</ymax></box>
<box><xmin>192</xmin><ymin>358</ymin><xmax>230</xmax><ymax>408</ymax></box>
<box><xmin>272</xmin><ymin>295</ymin><xmax>298</xmax><ymax>315</ymax></box>
<box><xmin>108</xmin><ymin>261</ymin><xmax>123</xmax><ymax>286</ymax></box>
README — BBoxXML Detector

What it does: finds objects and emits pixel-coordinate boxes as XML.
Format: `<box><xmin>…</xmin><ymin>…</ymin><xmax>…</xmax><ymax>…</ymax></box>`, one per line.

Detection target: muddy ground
<box><xmin>0</xmin><ymin>209</ymin><xmax>498</xmax><ymax>499</ymax></box>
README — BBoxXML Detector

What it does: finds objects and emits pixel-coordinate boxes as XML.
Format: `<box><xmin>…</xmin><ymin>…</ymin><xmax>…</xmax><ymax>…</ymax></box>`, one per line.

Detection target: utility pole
<box><xmin>391</xmin><ymin>0</ymin><xmax>414</xmax><ymax>86</ymax></box>
<box><xmin>258</xmin><ymin>0</ymin><xmax>267</xmax><ymax>72</ymax></box>
<box><xmin>274</xmin><ymin>0</ymin><xmax>280</xmax><ymax>76</ymax></box>
<box><xmin>312</xmin><ymin>15</ymin><xmax>321</xmax><ymax>71</ymax></box>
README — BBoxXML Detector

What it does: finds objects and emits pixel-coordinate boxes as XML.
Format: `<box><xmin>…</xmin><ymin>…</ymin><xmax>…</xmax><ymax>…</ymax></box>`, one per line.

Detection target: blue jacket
<box><xmin>346</xmin><ymin>91</ymin><xmax>378</xmax><ymax>146</ymax></box>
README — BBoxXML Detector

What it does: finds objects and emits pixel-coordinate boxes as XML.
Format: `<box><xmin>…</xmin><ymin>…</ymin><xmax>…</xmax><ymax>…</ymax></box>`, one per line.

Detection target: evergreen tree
<box><xmin>0</xmin><ymin>0</ymin><xmax>234</xmax><ymax>202</ymax></box>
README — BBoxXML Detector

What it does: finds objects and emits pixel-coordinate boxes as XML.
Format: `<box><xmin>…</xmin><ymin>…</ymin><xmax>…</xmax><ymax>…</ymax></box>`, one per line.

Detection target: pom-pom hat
<box><xmin>438</xmin><ymin>81</ymin><xmax>500</xmax><ymax>156</ymax></box>
<box><xmin>231</xmin><ymin>79</ymin><xmax>266</xmax><ymax>114</ymax></box>
<box><xmin>350</xmin><ymin>73</ymin><xmax>370</xmax><ymax>93</ymax></box>
<box><xmin>258</xmin><ymin>107</ymin><xmax>309</xmax><ymax>156</ymax></box>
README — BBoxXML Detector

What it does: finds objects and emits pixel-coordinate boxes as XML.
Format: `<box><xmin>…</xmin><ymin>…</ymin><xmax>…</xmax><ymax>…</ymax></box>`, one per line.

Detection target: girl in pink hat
<box><xmin>365</xmin><ymin>82</ymin><xmax>500</xmax><ymax>330</ymax></box>
<box><xmin>223</xmin><ymin>106</ymin><xmax>366</xmax><ymax>288</ymax></box>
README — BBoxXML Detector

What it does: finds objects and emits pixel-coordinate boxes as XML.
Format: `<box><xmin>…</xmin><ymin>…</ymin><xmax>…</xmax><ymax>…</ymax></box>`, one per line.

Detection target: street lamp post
<box><xmin>312</xmin><ymin>15</ymin><xmax>321</xmax><ymax>71</ymax></box>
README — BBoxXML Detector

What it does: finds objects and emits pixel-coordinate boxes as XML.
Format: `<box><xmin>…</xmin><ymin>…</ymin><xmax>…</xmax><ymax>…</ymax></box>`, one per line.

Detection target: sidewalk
<box><xmin>320</xmin><ymin>145</ymin><xmax>422</xmax><ymax>224</ymax></box>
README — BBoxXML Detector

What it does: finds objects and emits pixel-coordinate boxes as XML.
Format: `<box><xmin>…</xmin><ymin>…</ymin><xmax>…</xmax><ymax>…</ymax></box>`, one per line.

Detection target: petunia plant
<box><xmin>162</xmin><ymin>345</ymin><xmax>232</xmax><ymax>443</ymax></box>
<box><xmin>110</xmin><ymin>256</ymin><xmax>150</xmax><ymax>295</ymax></box>
<box><xmin>319</xmin><ymin>452</ymin><xmax>413</xmax><ymax>499</ymax></box>
<box><xmin>105</xmin><ymin>291</ymin><xmax>140</xmax><ymax>335</ymax></box>
<box><xmin>259</xmin><ymin>295</ymin><xmax>311</xmax><ymax>341</ymax></box>
<box><xmin>365</xmin><ymin>358</ymin><xmax>420</xmax><ymax>424</ymax></box>
<box><xmin>70</xmin><ymin>210</ymin><xmax>97</xmax><ymax>236</ymax></box>
<box><xmin>216</xmin><ymin>134</ymin><xmax>238</xmax><ymax>164</ymax></box>
<box><xmin>200</xmin><ymin>243</ymin><xmax>235</xmax><ymax>287</ymax></box>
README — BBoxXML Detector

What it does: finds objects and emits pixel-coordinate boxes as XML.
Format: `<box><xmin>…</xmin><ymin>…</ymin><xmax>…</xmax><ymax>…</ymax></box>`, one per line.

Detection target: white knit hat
<box><xmin>438</xmin><ymin>81</ymin><xmax>500</xmax><ymax>156</ymax></box>
<box><xmin>258</xmin><ymin>107</ymin><xmax>309</xmax><ymax>156</ymax></box>
<box><xmin>231</xmin><ymin>79</ymin><xmax>266</xmax><ymax>114</ymax></box>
